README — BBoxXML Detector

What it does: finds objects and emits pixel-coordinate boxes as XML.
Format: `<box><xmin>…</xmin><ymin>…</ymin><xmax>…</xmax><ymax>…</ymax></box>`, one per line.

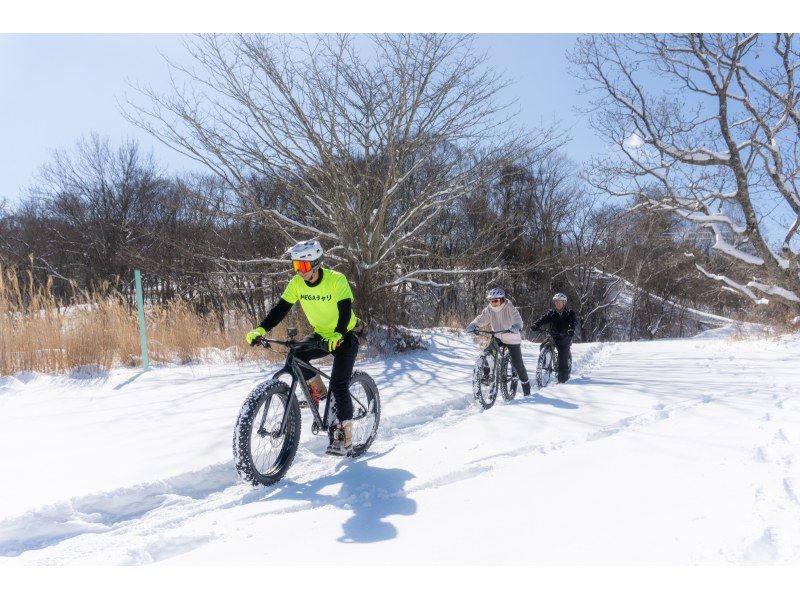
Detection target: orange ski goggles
<box><xmin>292</xmin><ymin>260</ymin><xmax>316</xmax><ymax>274</ymax></box>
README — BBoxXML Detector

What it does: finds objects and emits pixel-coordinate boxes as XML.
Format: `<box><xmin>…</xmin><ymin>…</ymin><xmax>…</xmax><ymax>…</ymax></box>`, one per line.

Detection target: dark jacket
<box><xmin>532</xmin><ymin>308</ymin><xmax>578</xmax><ymax>337</ymax></box>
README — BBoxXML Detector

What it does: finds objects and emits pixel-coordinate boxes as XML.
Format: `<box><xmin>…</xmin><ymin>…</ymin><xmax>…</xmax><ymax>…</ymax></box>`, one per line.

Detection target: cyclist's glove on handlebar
<box><xmin>465</xmin><ymin>323</ymin><xmax>477</xmax><ymax>334</ymax></box>
<box><xmin>321</xmin><ymin>331</ymin><xmax>343</xmax><ymax>352</ymax></box>
<box><xmin>246</xmin><ymin>326</ymin><xmax>267</xmax><ymax>346</ymax></box>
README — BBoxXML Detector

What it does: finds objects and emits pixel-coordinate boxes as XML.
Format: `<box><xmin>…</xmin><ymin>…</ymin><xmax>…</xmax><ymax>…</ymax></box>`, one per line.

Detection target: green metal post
<box><xmin>134</xmin><ymin>269</ymin><xmax>149</xmax><ymax>371</ymax></box>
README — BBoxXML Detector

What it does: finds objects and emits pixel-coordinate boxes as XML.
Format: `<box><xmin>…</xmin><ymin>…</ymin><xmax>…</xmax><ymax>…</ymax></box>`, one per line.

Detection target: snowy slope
<box><xmin>1</xmin><ymin>329</ymin><xmax>799</xmax><ymax>564</ymax></box>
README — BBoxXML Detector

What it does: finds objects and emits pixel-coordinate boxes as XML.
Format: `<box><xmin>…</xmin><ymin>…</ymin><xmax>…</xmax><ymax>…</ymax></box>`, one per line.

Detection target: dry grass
<box><xmin>0</xmin><ymin>265</ymin><xmax>280</xmax><ymax>376</ymax></box>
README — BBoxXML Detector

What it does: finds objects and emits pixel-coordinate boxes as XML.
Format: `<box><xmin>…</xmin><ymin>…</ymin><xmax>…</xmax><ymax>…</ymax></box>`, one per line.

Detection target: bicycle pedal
<box><xmin>298</xmin><ymin>399</ymin><xmax>309</xmax><ymax>409</ymax></box>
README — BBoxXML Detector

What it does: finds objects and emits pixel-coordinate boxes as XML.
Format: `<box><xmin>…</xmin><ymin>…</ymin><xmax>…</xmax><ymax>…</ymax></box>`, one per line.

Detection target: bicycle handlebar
<box><xmin>531</xmin><ymin>328</ymin><xmax>572</xmax><ymax>339</ymax></box>
<box><xmin>473</xmin><ymin>329</ymin><xmax>513</xmax><ymax>335</ymax></box>
<box><xmin>252</xmin><ymin>336</ymin><xmax>325</xmax><ymax>351</ymax></box>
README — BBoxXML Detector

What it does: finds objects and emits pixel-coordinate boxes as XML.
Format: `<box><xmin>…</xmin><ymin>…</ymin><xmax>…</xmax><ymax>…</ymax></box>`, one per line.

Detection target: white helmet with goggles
<box><xmin>289</xmin><ymin>240</ymin><xmax>323</xmax><ymax>273</ymax></box>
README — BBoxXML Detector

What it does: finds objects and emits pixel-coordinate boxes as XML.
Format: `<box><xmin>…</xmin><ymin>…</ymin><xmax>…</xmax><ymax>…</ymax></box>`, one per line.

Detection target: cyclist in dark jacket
<box><xmin>531</xmin><ymin>292</ymin><xmax>578</xmax><ymax>383</ymax></box>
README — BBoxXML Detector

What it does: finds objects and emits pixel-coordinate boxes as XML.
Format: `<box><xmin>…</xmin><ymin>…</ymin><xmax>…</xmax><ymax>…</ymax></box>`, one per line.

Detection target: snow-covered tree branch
<box><xmin>570</xmin><ymin>33</ymin><xmax>800</xmax><ymax>314</ymax></box>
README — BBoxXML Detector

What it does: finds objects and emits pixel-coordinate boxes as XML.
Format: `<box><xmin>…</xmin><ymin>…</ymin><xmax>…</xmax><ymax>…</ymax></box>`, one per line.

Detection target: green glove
<box><xmin>323</xmin><ymin>332</ymin><xmax>343</xmax><ymax>352</ymax></box>
<box><xmin>246</xmin><ymin>326</ymin><xmax>267</xmax><ymax>346</ymax></box>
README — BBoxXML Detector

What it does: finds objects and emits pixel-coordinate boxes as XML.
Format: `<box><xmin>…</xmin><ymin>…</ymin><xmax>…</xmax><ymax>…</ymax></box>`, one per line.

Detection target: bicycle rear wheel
<box><xmin>473</xmin><ymin>351</ymin><xmax>498</xmax><ymax>410</ymax></box>
<box><xmin>536</xmin><ymin>348</ymin><xmax>554</xmax><ymax>389</ymax></box>
<box><xmin>233</xmin><ymin>380</ymin><xmax>301</xmax><ymax>486</ymax></box>
<box><xmin>500</xmin><ymin>352</ymin><xmax>518</xmax><ymax>401</ymax></box>
<box><xmin>347</xmin><ymin>370</ymin><xmax>381</xmax><ymax>457</ymax></box>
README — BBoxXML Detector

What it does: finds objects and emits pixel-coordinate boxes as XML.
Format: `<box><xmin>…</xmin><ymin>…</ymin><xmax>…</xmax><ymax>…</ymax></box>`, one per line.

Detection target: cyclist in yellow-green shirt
<box><xmin>245</xmin><ymin>240</ymin><xmax>361</xmax><ymax>456</ymax></box>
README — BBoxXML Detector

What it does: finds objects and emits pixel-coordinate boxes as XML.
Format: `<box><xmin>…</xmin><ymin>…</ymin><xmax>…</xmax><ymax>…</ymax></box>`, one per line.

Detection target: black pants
<box><xmin>499</xmin><ymin>342</ymin><xmax>529</xmax><ymax>385</ymax></box>
<box><xmin>555</xmin><ymin>337</ymin><xmax>572</xmax><ymax>383</ymax></box>
<box><xmin>538</xmin><ymin>336</ymin><xmax>573</xmax><ymax>383</ymax></box>
<box><xmin>294</xmin><ymin>332</ymin><xmax>359</xmax><ymax>421</ymax></box>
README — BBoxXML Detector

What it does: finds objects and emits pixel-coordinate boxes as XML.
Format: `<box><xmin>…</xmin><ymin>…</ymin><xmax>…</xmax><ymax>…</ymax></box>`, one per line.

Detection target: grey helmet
<box><xmin>552</xmin><ymin>292</ymin><xmax>568</xmax><ymax>302</ymax></box>
<box><xmin>486</xmin><ymin>287</ymin><xmax>506</xmax><ymax>300</ymax></box>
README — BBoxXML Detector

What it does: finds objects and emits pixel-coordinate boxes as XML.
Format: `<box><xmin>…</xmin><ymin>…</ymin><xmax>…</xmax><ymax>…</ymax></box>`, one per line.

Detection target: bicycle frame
<box><xmin>474</xmin><ymin>329</ymin><xmax>513</xmax><ymax>389</ymax></box>
<box><xmin>534</xmin><ymin>329</ymin><xmax>572</xmax><ymax>386</ymax></box>
<box><xmin>483</xmin><ymin>335</ymin><xmax>506</xmax><ymax>385</ymax></box>
<box><xmin>257</xmin><ymin>334</ymin><xmax>369</xmax><ymax>438</ymax></box>
<box><xmin>271</xmin><ymin>352</ymin><xmax>332</xmax><ymax>434</ymax></box>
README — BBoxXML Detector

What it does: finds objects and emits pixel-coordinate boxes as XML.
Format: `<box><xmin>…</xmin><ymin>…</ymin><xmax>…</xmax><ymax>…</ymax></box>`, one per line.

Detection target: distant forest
<box><xmin>3</xmin><ymin>34</ymin><xmax>799</xmax><ymax>345</ymax></box>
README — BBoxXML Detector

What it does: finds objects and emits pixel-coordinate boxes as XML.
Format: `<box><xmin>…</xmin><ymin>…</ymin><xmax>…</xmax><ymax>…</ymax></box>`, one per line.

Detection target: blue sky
<box><xmin>0</xmin><ymin>34</ymin><xmax>193</xmax><ymax>202</ymax></box>
<box><xmin>0</xmin><ymin>34</ymin><xmax>604</xmax><ymax>205</ymax></box>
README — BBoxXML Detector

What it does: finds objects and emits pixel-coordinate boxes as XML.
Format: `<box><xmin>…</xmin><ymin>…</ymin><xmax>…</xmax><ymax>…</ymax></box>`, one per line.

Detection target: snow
<box><xmin>769</xmin><ymin>249</ymin><xmax>792</xmax><ymax>270</ymax></box>
<box><xmin>678</xmin><ymin>210</ymin><xmax>747</xmax><ymax>234</ymax></box>
<box><xmin>696</xmin><ymin>264</ymin><xmax>770</xmax><ymax>305</ymax></box>
<box><xmin>705</xmin><ymin>223</ymin><xmax>764</xmax><ymax>266</ymax></box>
<box><xmin>747</xmin><ymin>281</ymin><xmax>800</xmax><ymax>303</ymax></box>
<box><xmin>653</xmin><ymin>139</ymin><xmax>731</xmax><ymax>163</ymax></box>
<box><xmin>622</xmin><ymin>132</ymin><xmax>644</xmax><ymax>149</ymax></box>
<box><xmin>1</xmin><ymin>329</ymin><xmax>800</xmax><ymax>564</ymax></box>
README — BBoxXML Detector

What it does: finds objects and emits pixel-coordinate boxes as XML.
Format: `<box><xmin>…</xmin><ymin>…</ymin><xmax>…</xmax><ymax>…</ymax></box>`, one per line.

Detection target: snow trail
<box><xmin>2</xmin><ymin>329</ymin><xmax>800</xmax><ymax>564</ymax></box>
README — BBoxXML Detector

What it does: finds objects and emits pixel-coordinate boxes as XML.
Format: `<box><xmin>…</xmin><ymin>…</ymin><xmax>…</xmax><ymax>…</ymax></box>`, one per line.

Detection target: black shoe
<box><xmin>522</xmin><ymin>381</ymin><xmax>531</xmax><ymax>396</ymax></box>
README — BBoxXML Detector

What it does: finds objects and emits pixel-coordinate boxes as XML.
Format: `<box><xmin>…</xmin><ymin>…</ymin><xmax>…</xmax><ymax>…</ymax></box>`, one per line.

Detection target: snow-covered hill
<box><xmin>1</xmin><ymin>328</ymin><xmax>799</xmax><ymax>564</ymax></box>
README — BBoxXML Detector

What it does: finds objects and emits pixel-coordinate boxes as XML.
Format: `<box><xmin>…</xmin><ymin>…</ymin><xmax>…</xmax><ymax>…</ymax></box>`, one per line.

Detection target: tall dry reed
<box><xmin>0</xmin><ymin>265</ymin><xmax>278</xmax><ymax>376</ymax></box>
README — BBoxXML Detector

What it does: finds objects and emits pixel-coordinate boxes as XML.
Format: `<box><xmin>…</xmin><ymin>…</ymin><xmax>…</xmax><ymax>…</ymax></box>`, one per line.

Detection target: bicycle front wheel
<box><xmin>347</xmin><ymin>370</ymin><xmax>381</xmax><ymax>457</ymax></box>
<box><xmin>233</xmin><ymin>380</ymin><xmax>301</xmax><ymax>487</ymax></box>
<box><xmin>536</xmin><ymin>348</ymin><xmax>554</xmax><ymax>389</ymax></box>
<box><xmin>500</xmin><ymin>351</ymin><xmax>519</xmax><ymax>401</ymax></box>
<box><xmin>473</xmin><ymin>352</ymin><xmax>498</xmax><ymax>410</ymax></box>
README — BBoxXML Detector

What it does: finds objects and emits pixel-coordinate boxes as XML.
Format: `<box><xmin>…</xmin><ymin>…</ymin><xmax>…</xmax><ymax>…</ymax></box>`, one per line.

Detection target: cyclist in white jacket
<box><xmin>466</xmin><ymin>287</ymin><xmax>531</xmax><ymax>396</ymax></box>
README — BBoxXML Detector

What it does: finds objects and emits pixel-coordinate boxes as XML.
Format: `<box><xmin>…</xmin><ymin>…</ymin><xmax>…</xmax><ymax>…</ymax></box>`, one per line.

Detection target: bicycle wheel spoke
<box><xmin>350</xmin><ymin>390</ymin><xmax>368</xmax><ymax>415</ymax></box>
<box><xmin>249</xmin><ymin>393</ymin><xmax>287</xmax><ymax>476</ymax></box>
<box><xmin>347</xmin><ymin>372</ymin><xmax>380</xmax><ymax>455</ymax></box>
<box><xmin>473</xmin><ymin>351</ymin><xmax>499</xmax><ymax>409</ymax></box>
<box><xmin>350</xmin><ymin>383</ymin><xmax>369</xmax><ymax>443</ymax></box>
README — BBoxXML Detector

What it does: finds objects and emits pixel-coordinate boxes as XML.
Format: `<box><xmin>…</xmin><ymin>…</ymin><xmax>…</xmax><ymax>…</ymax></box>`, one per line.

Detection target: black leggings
<box><xmin>538</xmin><ymin>337</ymin><xmax>572</xmax><ymax>382</ymax></box>
<box><xmin>500</xmin><ymin>342</ymin><xmax>529</xmax><ymax>384</ymax></box>
<box><xmin>555</xmin><ymin>337</ymin><xmax>572</xmax><ymax>382</ymax></box>
<box><xmin>294</xmin><ymin>332</ymin><xmax>359</xmax><ymax>421</ymax></box>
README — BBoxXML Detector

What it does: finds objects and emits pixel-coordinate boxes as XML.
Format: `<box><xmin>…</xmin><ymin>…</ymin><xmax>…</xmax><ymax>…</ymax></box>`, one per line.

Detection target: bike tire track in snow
<box><xmin>3</xmin><ymin>329</ymin><xmax>800</xmax><ymax>564</ymax></box>
<box><xmin>2</xmin><ymin>339</ymin><xmax>729</xmax><ymax>563</ymax></box>
<box><xmin>0</xmin><ymin>336</ymin><xmax>615</xmax><ymax>560</ymax></box>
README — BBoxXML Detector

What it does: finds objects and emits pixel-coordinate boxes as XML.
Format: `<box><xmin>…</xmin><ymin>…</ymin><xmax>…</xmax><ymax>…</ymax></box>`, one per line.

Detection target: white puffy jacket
<box><xmin>468</xmin><ymin>300</ymin><xmax>523</xmax><ymax>345</ymax></box>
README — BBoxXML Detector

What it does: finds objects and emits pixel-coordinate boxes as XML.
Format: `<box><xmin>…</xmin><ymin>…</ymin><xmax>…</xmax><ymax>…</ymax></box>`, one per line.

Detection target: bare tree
<box><xmin>125</xmin><ymin>34</ymin><xmax>561</xmax><ymax>323</ymax></box>
<box><xmin>557</xmin><ymin>200</ymin><xmax>623</xmax><ymax>341</ymax></box>
<box><xmin>569</xmin><ymin>33</ymin><xmax>800</xmax><ymax>317</ymax></box>
<box><xmin>23</xmin><ymin>134</ymin><xmax>167</xmax><ymax>292</ymax></box>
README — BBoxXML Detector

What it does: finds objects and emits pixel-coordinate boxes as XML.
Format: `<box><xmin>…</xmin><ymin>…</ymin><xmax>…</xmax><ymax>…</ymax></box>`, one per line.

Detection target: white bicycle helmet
<box><xmin>486</xmin><ymin>287</ymin><xmax>506</xmax><ymax>300</ymax></box>
<box><xmin>289</xmin><ymin>240</ymin><xmax>323</xmax><ymax>262</ymax></box>
<box><xmin>552</xmin><ymin>292</ymin><xmax>568</xmax><ymax>302</ymax></box>
<box><xmin>288</xmin><ymin>240</ymin><xmax>323</xmax><ymax>273</ymax></box>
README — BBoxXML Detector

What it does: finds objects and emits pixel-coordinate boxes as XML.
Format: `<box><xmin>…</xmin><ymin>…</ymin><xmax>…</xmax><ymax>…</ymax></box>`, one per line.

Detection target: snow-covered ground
<box><xmin>1</xmin><ymin>327</ymin><xmax>799</xmax><ymax>565</ymax></box>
